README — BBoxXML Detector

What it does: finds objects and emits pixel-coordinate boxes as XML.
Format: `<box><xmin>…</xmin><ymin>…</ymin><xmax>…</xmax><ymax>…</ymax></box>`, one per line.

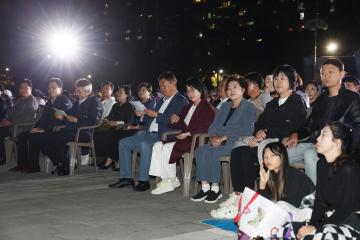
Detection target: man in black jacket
<box><xmin>39</xmin><ymin>78</ymin><xmax>103</xmax><ymax>176</ymax></box>
<box><xmin>286</xmin><ymin>58</ymin><xmax>360</xmax><ymax>184</ymax></box>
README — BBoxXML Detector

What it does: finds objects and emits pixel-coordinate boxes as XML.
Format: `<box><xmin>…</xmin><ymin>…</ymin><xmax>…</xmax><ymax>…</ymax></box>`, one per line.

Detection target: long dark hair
<box><xmin>325</xmin><ymin>121</ymin><xmax>353</xmax><ymax>172</ymax></box>
<box><xmin>262</xmin><ymin>142</ymin><xmax>289</xmax><ymax>202</ymax></box>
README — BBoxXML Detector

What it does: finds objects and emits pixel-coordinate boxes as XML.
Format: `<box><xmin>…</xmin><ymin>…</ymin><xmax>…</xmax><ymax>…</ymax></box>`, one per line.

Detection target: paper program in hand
<box><xmin>129</xmin><ymin>101</ymin><xmax>146</xmax><ymax>112</ymax></box>
<box><xmin>53</xmin><ymin>108</ymin><xmax>67</xmax><ymax>117</ymax></box>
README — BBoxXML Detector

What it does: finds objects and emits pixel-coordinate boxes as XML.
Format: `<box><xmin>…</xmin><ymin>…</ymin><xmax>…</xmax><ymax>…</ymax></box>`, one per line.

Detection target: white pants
<box><xmin>149</xmin><ymin>141</ymin><xmax>176</xmax><ymax>179</ymax></box>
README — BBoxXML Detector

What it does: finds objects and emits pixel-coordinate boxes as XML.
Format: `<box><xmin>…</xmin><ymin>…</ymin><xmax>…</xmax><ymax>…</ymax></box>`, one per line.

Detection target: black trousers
<box><xmin>94</xmin><ymin>128</ymin><xmax>137</xmax><ymax>162</ymax></box>
<box><xmin>230</xmin><ymin>146</ymin><xmax>258</xmax><ymax>192</ymax></box>
<box><xmin>0</xmin><ymin>127</ymin><xmax>10</xmax><ymax>159</ymax></box>
<box><xmin>35</xmin><ymin>129</ymin><xmax>89</xmax><ymax>170</ymax></box>
<box><xmin>17</xmin><ymin>131</ymin><xmax>52</xmax><ymax>170</ymax></box>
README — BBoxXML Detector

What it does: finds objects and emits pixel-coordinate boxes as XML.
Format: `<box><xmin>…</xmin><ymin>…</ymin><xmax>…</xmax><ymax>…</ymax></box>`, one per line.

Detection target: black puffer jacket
<box><xmin>298</xmin><ymin>88</ymin><xmax>360</xmax><ymax>153</ymax></box>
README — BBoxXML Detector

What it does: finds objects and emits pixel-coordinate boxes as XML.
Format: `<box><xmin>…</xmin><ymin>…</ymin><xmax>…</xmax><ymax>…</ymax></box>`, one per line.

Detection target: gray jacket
<box><xmin>208</xmin><ymin>99</ymin><xmax>256</xmax><ymax>147</ymax></box>
<box><xmin>8</xmin><ymin>95</ymin><xmax>39</xmax><ymax>135</ymax></box>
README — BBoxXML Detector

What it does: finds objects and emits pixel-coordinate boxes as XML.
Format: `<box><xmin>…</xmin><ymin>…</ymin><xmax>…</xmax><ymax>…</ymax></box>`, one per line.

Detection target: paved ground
<box><xmin>0</xmin><ymin>166</ymin><xmax>236</xmax><ymax>240</ymax></box>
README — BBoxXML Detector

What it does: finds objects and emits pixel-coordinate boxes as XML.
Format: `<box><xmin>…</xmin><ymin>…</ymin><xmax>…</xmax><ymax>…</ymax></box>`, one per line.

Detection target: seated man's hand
<box><xmin>65</xmin><ymin>115</ymin><xmax>78</xmax><ymax>123</ymax></box>
<box><xmin>134</xmin><ymin>110</ymin><xmax>144</xmax><ymax>118</ymax></box>
<box><xmin>248</xmin><ymin>136</ymin><xmax>261</xmax><ymax>147</ymax></box>
<box><xmin>30</xmin><ymin>127</ymin><xmax>45</xmax><ymax>133</ymax></box>
<box><xmin>255</xmin><ymin>129</ymin><xmax>267</xmax><ymax>141</ymax></box>
<box><xmin>283</xmin><ymin>133</ymin><xmax>298</xmax><ymax>148</ymax></box>
<box><xmin>54</xmin><ymin>112</ymin><xmax>64</xmax><ymax>120</ymax></box>
<box><xmin>144</xmin><ymin>109</ymin><xmax>158</xmax><ymax>118</ymax></box>
<box><xmin>170</xmin><ymin>114</ymin><xmax>180</xmax><ymax>124</ymax></box>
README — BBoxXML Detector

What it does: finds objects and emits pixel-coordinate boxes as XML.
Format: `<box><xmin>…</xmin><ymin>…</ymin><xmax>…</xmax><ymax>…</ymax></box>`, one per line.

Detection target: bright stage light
<box><xmin>326</xmin><ymin>42</ymin><xmax>338</xmax><ymax>54</ymax></box>
<box><xmin>46</xmin><ymin>30</ymin><xmax>80</xmax><ymax>59</ymax></box>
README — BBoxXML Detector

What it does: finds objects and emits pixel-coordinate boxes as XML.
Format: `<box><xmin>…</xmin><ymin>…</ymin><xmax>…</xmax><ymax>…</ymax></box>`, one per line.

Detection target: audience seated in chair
<box><xmin>287</xmin><ymin>122</ymin><xmax>360</xmax><ymax>240</ymax></box>
<box><xmin>191</xmin><ymin>75</ymin><xmax>256</xmax><ymax>204</ymax></box>
<box><xmin>149</xmin><ymin>78</ymin><xmax>215</xmax><ymax>195</ymax></box>
<box><xmin>32</xmin><ymin>78</ymin><xmax>103</xmax><ymax>176</ymax></box>
<box><xmin>211</xmin><ymin>142</ymin><xmax>314</xmax><ymax>219</ymax></box>
<box><xmin>244</xmin><ymin>72</ymin><xmax>272</xmax><ymax>119</ymax></box>
<box><xmin>287</xmin><ymin>58</ymin><xmax>360</xmax><ymax>184</ymax></box>
<box><xmin>108</xmin><ymin>71</ymin><xmax>188</xmax><ymax>192</ymax></box>
<box><xmin>99</xmin><ymin>81</ymin><xmax>116</xmax><ymax>119</ymax></box>
<box><xmin>0</xmin><ymin>79</ymin><xmax>39</xmax><ymax>170</ymax></box>
<box><xmin>225</xmin><ymin>64</ymin><xmax>307</xmax><ymax>208</ymax></box>
<box><xmin>96</xmin><ymin>83</ymin><xmax>155</xmax><ymax>170</ymax></box>
<box><xmin>212</xmin><ymin>76</ymin><xmax>230</xmax><ymax>110</ymax></box>
<box><xmin>13</xmin><ymin>78</ymin><xmax>72</xmax><ymax>173</ymax></box>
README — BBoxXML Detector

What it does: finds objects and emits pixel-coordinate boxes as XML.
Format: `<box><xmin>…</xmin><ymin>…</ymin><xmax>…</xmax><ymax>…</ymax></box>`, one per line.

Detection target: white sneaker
<box><xmin>151</xmin><ymin>180</ymin><xmax>175</xmax><ymax>195</ymax></box>
<box><xmin>210</xmin><ymin>205</ymin><xmax>238</xmax><ymax>219</ymax></box>
<box><xmin>219</xmin><ymin>193</ymin><xmax>240</xmax><ymax>208</ymax></box>
<box><xmin>81</xmin><ymin>154</ymin><xmax>90</xmax><ymax>166</ymax></box>
<box><xmin>172</xmin><ymin>177</ymin><xmax>181</xmax><ymax>188</ymax></box>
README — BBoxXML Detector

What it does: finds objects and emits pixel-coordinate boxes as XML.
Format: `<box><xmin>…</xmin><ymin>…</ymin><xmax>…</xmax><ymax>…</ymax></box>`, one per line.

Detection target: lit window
<box><xmin>300</xmin><ymin>12</ymin><xmax>304</xmax><ymax>20</ymax></box>
<box><xmin>238</xmin><ymin>10</ymin><xmax>246</xmax><ymax>16</ymax></box>
<box><xmin>223</xmin><ymin>0</ymin><xmax>231</xmax><ymax>8</ymax></box>
<box><xmin>208</xmin><ymin>23</ymin><xmax>216</xmax><ymax>29</ymax></box>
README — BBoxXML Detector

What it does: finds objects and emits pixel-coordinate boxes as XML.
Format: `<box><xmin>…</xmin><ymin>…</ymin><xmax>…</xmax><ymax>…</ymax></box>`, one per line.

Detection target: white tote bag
<box><xmin>238</xmin><ymin>187</ymin><xmax>289</xmax><ymax>238</ymax></box>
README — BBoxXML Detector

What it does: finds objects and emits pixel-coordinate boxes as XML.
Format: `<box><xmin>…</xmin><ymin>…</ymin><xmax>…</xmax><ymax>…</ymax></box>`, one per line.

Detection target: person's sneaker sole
<box><xmin>151</xmin><ymin>186</ymin><xmax>175</xmax><ymax>195</ymax></box>
<box><xmin>204</xmin><ymin>193</ymin><xmax>223</xmax><ymax>203</ymax></box>
<box><xmin>191</xmin><ymin>195</ymin><xmax>208</xmax><ymax>202</ymax></box>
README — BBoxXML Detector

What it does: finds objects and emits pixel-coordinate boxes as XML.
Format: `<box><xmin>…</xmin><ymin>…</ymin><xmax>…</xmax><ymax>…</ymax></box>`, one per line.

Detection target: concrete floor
<box><xmin>0</xmin><ymin>166</ymin><xmax>236</xmax><ymax>240</ymax></box>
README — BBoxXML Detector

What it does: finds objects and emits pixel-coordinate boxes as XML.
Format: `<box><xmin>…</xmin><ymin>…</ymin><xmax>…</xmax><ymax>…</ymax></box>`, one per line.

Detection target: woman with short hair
<box><xmin>149</xmin><ymin>78</ymin><xmax>215</xmax><ymax>195</ymax></box>
<box><xmin>191</xmin><ymin>75</ymin><xmax>256</xmax><ymax>203</ymax></box>
<box><xmin>1</xmin><ymin>79</ymin><xmax>39</xmax><ymax>171</ymax></box>
<box><xmin>219</xmin><ymin>65</ymin><xmax>307</xmax><ymax>209</ymax></box>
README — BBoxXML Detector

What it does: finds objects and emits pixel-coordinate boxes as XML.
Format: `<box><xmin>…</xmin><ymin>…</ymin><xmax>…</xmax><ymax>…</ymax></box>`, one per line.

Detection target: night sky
<box><xmin>0</xmin><ymin>0</ymin><xmax>359</xmax><ymax>92</ymax></box>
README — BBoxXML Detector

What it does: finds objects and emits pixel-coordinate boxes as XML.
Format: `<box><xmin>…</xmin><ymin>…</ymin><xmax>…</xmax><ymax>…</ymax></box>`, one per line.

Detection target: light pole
<box><xmin>305</xmin><ymin>16</ymin><xmax>327</xmax><ymax>82</ymax></box>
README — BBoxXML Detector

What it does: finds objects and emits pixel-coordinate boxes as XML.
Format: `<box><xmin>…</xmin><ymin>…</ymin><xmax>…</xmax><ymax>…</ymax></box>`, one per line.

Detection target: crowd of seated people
<box><xmin>1</xmin><ymin>58</ymin><xmax>360</xmax><ymax>239</ymax></box>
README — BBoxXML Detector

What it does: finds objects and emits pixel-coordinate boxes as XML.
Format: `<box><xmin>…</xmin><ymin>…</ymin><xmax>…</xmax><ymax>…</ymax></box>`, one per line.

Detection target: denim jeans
<box><xmin>287</xmin><ymin>142</ymin><xmax>318</xmax><ymax>184</ymax></box>
<box><xmin>118</xmin><ymin>131</ymin><xmax>159</xmax><ymax>181</ymax></box>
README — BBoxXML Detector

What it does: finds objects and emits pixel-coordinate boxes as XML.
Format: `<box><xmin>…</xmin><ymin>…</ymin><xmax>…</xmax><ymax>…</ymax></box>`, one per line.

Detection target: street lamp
<box><xmin>326</xmin><ymin>42</ymin><xmax>338</xmax><ymax>54</ymax></box>
<box><xmin>87</xmin><ymin>74</ymin><xmax>92</xmax><ymax>79</ymax></box>
<box><xmin>305</xmin><ymin>16</ymin><xmax>328</xmax><ymax>82</ymax></box>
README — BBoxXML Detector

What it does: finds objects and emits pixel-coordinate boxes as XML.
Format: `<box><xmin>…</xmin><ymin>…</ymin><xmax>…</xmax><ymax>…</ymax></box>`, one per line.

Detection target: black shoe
<box><xmin>99</xmin><ymin>161</ymin><xmax>114</xmax><ymax>170</ymax></box>
<box><xmin>191</xmin><ymin>190</ymin><xmax>210</xmax><ymax>202</ymax></box>
<box><xmin>57</xmin><ymin>166</ymin><xmax>69</xmax><ymax>176</ymax></box>
<box><xmin>204</xmin><ymin>190</ymin><xmax>222</xmax><ymax>203</ymax></box>
<box><xmin>9</xmin><ymin>166</ymin><xmax>22</xmax><ymax>172</ymax></box>
<box><xmin>133</xmin><ymin>181</ymin><xmax>150</xmax><ymax>192</ymax></box>
<box><xmin>108</xmin><ymin>178</ymin><xmax>135</xmax><ymax>188</ymax></box>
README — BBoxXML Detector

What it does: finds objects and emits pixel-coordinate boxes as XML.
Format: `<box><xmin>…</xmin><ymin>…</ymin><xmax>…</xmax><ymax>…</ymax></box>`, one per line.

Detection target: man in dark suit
<box><xmin>39</xmin><ymin>78</ymin><xmax>103</xmax><ymax>176</ymax></box>
<box><xmin>15</xmin><ymin>78</ymin><xmax>73</xmax><ymax>173</ymax></box>
<box><xmin>109</xmin><ymin>71</ymin><xmax>188</xmax><ymax>191</ymax></box>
